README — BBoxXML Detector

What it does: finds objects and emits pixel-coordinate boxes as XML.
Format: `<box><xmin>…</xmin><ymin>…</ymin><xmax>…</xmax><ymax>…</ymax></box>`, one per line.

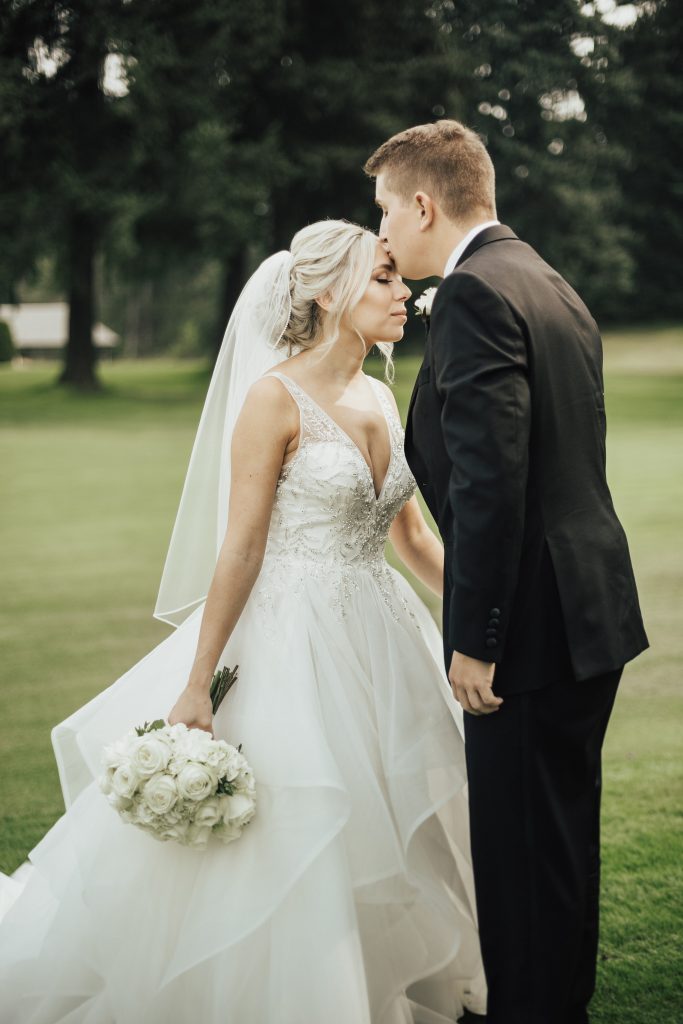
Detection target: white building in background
<box><xmin>0</xmin><ymin>302</ymin><xmax>119</xmax><ymax>359</ymax></box>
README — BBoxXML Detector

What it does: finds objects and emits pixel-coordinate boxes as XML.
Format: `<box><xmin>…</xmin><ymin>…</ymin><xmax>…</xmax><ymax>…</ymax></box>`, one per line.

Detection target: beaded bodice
<box><xmin>251</xmin><ymin>371</ymin><xmax>417</xmax><ymax>624</ymax></box>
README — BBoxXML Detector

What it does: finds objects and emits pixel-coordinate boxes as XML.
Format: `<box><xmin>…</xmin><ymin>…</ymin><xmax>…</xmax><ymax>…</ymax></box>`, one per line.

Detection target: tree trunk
<box><xmin>211</xmin><ymin>248</ymin><xmax>251</xmax><ymax>361</ymax></box>
<box><xmin>58</xmin><ymin>211</ymin><xmax>101</xmax><ymax>390</ymax></box>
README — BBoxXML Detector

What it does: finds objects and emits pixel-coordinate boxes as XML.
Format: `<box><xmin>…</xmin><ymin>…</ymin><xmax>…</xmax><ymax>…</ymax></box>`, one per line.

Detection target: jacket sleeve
<box><xmin>430</xmin><ymin>270</ymin><xmax>531</xmax><ymax>663</ymax></box>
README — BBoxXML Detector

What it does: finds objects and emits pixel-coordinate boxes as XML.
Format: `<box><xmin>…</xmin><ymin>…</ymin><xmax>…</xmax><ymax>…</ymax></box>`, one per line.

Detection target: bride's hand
<box><xmin>168</xmin><ymin>685</ymin><xmax>215</xmax><ymax>736</ymax></box>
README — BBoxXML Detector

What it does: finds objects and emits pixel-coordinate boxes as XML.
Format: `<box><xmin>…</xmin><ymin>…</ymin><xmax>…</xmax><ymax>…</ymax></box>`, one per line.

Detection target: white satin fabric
<box><xmin>0</xmin><ymin>372</ymin><xmax>487</xmax><ymax>1023</ymax></box>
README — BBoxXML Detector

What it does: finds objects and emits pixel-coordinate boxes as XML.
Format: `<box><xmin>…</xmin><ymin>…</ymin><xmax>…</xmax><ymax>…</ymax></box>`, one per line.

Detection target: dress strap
<box><xmin>367</xmin><ymin>375</ymin><xmax>401</xmax><ymax>440</ymax></box>
<box><xmin>263</xmin><ymin>370</ymin><xmax>300</xmax><ymax>401</ymax></box>
<box><xmin>262</xmin><ymin>371</ymin><xmax>340</xmax><ymax>445</ymax></box>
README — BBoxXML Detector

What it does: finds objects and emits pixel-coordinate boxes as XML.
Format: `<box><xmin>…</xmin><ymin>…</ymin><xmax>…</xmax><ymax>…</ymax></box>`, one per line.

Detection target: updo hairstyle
<box><xmin>279</xmin><ymin>219</ymin><xmax>394</xmax><ymax>380</ymax></box>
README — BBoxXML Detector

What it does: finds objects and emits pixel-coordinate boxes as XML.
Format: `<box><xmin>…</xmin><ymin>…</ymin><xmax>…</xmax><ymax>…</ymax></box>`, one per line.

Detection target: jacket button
<box><xmin>486</xmin><ymin>628</ymin><xmax>497</xmax><ymax>637</ymax></box>
<box><xmin>485</xmin><ymin>638</ymin><xmax>498</xmax><ymax>648</ymax></box>
<box><xmin>488</xmin><ymin>617</ymin><xmax>500</xmax><ymax>627</ymax></box>
<box><xmin>489</xmin><ymin>607</ymin><xmax>501</xmax><ymax>617</ymax></box>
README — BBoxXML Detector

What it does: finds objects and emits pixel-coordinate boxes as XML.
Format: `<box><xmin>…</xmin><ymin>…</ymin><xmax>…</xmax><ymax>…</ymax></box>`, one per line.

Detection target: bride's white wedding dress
<box><xmin>0</xmin><ymin>371</ymin><xmax>486</xmax><ymax>1023</ymax></box>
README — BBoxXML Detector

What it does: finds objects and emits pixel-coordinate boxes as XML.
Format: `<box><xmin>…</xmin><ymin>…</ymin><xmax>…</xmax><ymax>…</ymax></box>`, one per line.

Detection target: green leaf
<box><xmin>134</xmin><ymin>718</ymin><xmax>166</xmax><ymax>736</ymax></box>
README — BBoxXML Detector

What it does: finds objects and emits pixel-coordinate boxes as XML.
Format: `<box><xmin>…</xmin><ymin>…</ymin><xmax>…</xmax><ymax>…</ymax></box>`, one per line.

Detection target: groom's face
<box><xmin>374</xmin><ymin>173</ymin><xmax>430</xmax><ymax>281</ymax></box>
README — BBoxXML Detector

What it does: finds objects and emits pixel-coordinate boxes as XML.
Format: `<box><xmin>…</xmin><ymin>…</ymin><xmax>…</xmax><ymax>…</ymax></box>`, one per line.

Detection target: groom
<box><xmin>364</xmin><ymin>120</ymin><xmax>648</xmax><ymax>1024</ymax></box>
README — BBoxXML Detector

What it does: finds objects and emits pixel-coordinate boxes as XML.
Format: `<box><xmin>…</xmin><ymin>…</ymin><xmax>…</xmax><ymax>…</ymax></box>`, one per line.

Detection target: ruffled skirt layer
<box><xmin>0</xmin><ymin>565</ymin><xmax>486</xmax><ymax>1023</ymax></box>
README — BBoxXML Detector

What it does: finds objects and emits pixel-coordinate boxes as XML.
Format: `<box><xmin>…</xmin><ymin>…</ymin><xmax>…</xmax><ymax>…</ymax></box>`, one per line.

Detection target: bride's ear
<box><xmin>314</xmin><ymin>291</ymin><xmax>334</xmax><ymax>313</ymax></box>
<box><xmin>415</xmin><ymin>192</ymin><xmax>435</xmax><ymax>232</ymax></box>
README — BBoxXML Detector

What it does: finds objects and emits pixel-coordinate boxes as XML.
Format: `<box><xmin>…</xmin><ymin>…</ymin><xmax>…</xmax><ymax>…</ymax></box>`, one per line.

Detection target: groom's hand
<box><xmin>449</xmin><ymin>651</ymin><xmax>502</xmax><ymax>716</ymax></box>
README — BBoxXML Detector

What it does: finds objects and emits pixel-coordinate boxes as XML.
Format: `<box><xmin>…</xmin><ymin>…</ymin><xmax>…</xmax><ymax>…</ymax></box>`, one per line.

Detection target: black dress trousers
<box><xmin>463</xmin><ymin>667</ymin><xmax>622</xmax><ymax>1024</ymax></box>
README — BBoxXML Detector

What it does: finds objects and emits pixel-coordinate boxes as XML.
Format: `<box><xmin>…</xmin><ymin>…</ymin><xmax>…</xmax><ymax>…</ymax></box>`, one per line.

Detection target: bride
<box><xmin>0</xmin><ymin>220</ymin><xmax>486</xmax><ymax>1023</ymax></box>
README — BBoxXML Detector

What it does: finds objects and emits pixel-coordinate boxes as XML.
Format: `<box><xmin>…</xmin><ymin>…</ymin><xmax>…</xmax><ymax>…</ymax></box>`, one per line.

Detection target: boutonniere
<box><xmin>414</xmin><ymin>287</ymin><xmax>437</xmax><ymax>321</ymax></box>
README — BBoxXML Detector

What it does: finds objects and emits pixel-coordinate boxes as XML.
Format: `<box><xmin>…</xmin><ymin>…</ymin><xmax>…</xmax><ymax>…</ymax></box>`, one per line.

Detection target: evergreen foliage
<box><xmin>0</xmin><ymin>0</ymin><xmax>678</xmax><ymax>382</ymax></box>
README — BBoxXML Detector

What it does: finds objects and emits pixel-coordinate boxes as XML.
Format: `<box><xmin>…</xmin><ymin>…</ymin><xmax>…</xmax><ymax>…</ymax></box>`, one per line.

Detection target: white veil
<box><xmin>153</xmin><ymin>250</ymin><xmax>295</xmax><ymax>628</ymax></box>
<box><xmin>48</xmin><ymin>251</ymin><xmax>297</xmax><ymax>807</ymax></box>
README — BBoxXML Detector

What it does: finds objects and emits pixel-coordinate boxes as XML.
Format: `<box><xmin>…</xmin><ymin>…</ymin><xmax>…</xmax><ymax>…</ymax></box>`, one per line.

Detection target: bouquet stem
<box><xmin>209</xmin><ymin>665</ymin><xmax>239</xmax><ymax>714</ymax></box>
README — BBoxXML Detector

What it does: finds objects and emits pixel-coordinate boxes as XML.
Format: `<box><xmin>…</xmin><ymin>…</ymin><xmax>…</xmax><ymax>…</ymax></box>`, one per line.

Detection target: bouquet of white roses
<box><xmin>98</xmin><ymin>665</ymin><xmax>256</xmax><ymax>850</ymax></box>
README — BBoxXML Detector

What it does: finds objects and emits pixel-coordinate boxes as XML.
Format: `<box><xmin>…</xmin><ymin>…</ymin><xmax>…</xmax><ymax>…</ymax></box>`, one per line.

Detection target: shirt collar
<box><xmin>443</xmin><ymin>219</ymin><xmax>500</xmax><ymax>277</ymax></box>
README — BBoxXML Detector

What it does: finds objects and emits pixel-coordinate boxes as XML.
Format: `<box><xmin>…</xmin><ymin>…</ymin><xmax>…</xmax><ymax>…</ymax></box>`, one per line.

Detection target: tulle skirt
<box><xmin>0</xmin><ymin>563</ymin><xmax>486</xmax><ymax>1023</ymax></box>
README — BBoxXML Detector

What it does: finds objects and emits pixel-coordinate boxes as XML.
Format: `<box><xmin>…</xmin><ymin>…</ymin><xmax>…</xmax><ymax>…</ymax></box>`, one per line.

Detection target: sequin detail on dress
<box><xmin>252</xmin><ymin>371</ymin><xmax>419</xmax><ymax>631</ymax></box>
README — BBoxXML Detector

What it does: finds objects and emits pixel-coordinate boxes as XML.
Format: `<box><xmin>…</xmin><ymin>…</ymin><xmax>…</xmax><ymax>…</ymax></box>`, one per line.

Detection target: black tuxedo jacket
<box><xmin>405</xmin><ymin>225</ymin><xmax>648</xmax><ymax>694</ymax></box>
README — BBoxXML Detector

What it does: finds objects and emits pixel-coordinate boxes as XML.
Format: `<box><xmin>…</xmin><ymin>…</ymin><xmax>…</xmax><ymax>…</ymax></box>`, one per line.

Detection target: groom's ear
<box><xmin>415</xmin><ymin>192</ymin><xmax>435</xmax><ymax>233</ymax></box>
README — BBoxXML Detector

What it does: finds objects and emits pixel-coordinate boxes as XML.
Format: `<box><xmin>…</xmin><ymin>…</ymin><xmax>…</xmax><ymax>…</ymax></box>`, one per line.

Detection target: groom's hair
<box><xmin>364</xmin><ymin>119</ymin><xmax>496</xmax><ymax>222</ymax></box>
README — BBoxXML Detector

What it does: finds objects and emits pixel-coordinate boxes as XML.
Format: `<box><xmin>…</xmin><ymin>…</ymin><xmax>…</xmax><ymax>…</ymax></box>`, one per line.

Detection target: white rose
<box><xmin>414</xmin><ymin>286</ymin><xmax>437</xmax><ymax>319</ymax></box>
<box><xmin>101</xmin><ymin>736</ymin><xmax>132</xmax><ymax>771</ymax></box>
<box><xmin>186</xmin><ymin>823</ymin><xmax>212</xmax><ymax>849</ymax></box>
<box><xmin>142</xmin><ymin>773</ymin><xmax>179</xmax><ymax>815</ymax></box>
<box><xmin>158</xmin><ymin>821</ymin><xmax>189</xmax><ymax>843</ymax></box>
<box><xmin>132</xmin><ymin>802</ymin><xmax>158</xmax><ymax>826</ymax></box>
<box><xmin>111</xmin><ymin>763</ymin><xmax>142</xmax><ymax>799</ymax></box>
<box><xmin>205</xmin><ymin>741</ymin><xmax>233</xmax><ymax>771</ymax></box>
<box><xmin>215</xmin><ymin>821</ymin><xmax>242</xmax><ymax>844</ymax></box>
<box><xmin>222</xmin><ymin>791</ymin><xmax>256</xmax><ymax>827</ymax></box>
<box><xmin>131</xmin><ymin>736</ymin><xmax>172</xmax><ymax>777</ymax></box>
<box><xmin>107</xmin><ymin>790</ymin><xmax>134</xmax><ymax>812</ymax></box>
<box><xmin>221</xmin><ymin>747</ymin><xmax>245</xmax><ymax>782</ymax></box>
<box><xmin>159</xmin><ymin>804</ymin><xmax>188</xmax><ymax>826</ymax></box>
<box><xmin>180</xmin><ymin>729</ymin><xmax>214</xmax><ymax>762</ymax></box>
<box><xmin>176</xmin><ymin>763</ymin><xmax>217</xmax><ymax>802</ymax></box>
<box><xmin>193</xmin><ymin>797</ymin><xmax>222</xmax><ymax>828</ymax></box>
<box><xmin>233</xmin><ymin>768</ymin><xmax>256</xmax><ymax>795</ymax></box>
<box><xmin>167</xmin><ymin>752</ymin><xmax>190</xmax><ymax>775</ymax></box>
<box><xmin>98</xmin><ymin>771</ymin><xmax>113</xmax><ymax>795</ymax></box>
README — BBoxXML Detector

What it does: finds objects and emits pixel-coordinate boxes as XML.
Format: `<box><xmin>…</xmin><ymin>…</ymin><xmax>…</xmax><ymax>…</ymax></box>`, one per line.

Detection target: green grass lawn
<box><xmin>1</xmin><ymin>326</ymin><xmax>682</xmax><ymax>1021</ymax></box>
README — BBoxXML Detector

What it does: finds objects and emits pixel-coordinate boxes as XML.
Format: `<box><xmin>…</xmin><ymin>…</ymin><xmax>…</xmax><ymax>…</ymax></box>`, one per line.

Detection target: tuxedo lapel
<box><xmin>404</xmin><ymin>358</ymin><xmax>421</xmax><ymax>453</ymax></box>
<box><xmin>405</xmin><ymin>325</ymin><xmax>432</xmax><ymax>452</ymax></box>
<box><xmin>406</xmin><ymin>356</ymin><xmax>422</xmax><ymax>427</ymax></box>
<box><xmin>407</xmin><ymin>226</ymin><xmax>516</xmax><ymax>436</ymax></box>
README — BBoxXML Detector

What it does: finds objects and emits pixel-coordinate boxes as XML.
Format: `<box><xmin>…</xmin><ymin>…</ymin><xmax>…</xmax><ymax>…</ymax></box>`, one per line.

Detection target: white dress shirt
<box><xmin>443</xmin><ymin>219</ymin><xmax>500</xmax><ymax>277</ymax></box>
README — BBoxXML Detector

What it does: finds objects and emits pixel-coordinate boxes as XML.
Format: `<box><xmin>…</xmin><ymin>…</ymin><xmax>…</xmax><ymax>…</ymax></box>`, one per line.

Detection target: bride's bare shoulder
<box><xmin>243</xmin><ymin>372</ymin><xmax>298</xmax><ymax>413</ymax></box>
<box><xmin>234</xmin><ymin>374</ymin><xmax>300</xmax><ymax>440</ymax></box>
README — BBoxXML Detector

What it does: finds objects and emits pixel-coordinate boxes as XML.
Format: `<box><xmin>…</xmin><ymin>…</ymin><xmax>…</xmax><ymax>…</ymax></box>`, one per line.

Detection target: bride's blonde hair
<box><xmin>280</xmin><ymin>219</ymin><xmax>395</xmax><ymax>381</ymax></box>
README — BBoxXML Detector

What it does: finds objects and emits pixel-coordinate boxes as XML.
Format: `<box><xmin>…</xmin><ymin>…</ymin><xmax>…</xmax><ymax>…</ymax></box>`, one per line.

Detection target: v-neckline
<box><xmin>275</xmin><ymin>372</ymin><xmax>395</xmax><ymax>502</ymax></box>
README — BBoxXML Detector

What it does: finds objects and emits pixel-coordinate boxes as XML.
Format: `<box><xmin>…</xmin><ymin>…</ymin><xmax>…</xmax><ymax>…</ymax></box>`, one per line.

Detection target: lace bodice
<box><xmin>252</xmin><ymin>371</ymin><xmax>418</xmax><ymax>625</ymax></box>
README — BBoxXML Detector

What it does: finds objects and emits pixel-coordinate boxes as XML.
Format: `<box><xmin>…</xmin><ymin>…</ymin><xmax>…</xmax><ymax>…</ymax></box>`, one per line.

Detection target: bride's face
<box><xmin>348</xmin><ymin>243</ymin><xmax>411</xmax><ymax>346</ymax></box>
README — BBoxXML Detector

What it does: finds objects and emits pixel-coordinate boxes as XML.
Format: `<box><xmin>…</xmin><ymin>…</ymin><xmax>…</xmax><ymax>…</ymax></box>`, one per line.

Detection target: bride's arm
<box><xmin>167</xmin><ymin>377</ymin><xmax>299</xmax><ymax>733</ymax></box>
<box><xmin>388</xmin><ymin>497</ymin><xmax>444</xmax><ymax>598</ymax></box>
<box><xmin>378</xmin><ymin>379</ymin><xmax>444</xmax><ymax>598</ymax></box>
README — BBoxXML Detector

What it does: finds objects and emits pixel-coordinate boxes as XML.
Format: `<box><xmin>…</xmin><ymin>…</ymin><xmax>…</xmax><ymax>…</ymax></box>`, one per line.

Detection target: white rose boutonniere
<box><xmin>414</xmin><ymin>287</ymin><xmax>437</xmax><ymax>321</ymax></box>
